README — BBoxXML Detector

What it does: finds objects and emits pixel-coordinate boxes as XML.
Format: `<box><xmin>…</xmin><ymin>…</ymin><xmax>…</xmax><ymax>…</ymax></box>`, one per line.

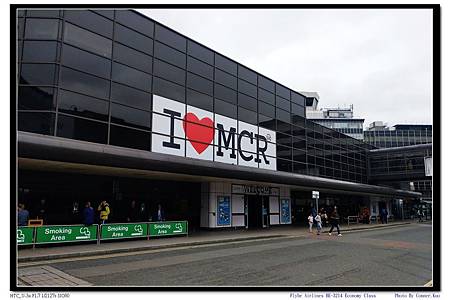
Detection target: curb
<box><xmin>18</xmin><ymin>234</ymin><xmax>286</xmax><ymax>263</ymax></box>
<box><xmin>18</xmin><ymin>222</ymin><xmax>412</xmax><ymax>263</ymax></box>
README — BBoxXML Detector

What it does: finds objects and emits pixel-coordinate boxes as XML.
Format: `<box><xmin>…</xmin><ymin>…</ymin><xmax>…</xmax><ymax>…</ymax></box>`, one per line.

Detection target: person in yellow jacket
<box><xmin>97</xmin><ymin>200</ymin><xmax>110</xmax><ymax>224</ymax></box>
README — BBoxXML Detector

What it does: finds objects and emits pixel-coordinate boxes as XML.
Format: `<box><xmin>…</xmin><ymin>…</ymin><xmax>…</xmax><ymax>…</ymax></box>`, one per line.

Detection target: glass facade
<box><xmin>17</xmin><ymin>9</ymin><xmax>375</xmax><ymax>184</ymax></box>
<box><xmin>368</xmin><ymin>146</ymin><xmax>431</xmax><ymax>178</ymax></box>
<box><xmin>363</xmin><ymin>126</ymin><xmax>432</xmax><ymax>148</ymax></box>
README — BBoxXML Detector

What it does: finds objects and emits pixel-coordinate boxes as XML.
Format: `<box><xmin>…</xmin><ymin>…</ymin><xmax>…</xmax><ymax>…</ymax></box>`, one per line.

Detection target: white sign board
<box><xmin>152</xmin><ymin>95</ymin><xmax>277</xmax><ymax>170</ymax></box>
<box><xmin>424</xmin><ymin>157</ymin><xmax>432</xmax><ymax>177</ymax></box>
<box><xmin>312</xmin><ymin>191</ymin><xmax>320</xmax><ymax>198</ymax></box>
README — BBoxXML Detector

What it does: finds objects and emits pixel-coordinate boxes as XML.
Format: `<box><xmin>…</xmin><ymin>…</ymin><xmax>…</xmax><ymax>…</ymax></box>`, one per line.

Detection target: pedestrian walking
<box><xmin>97</xmin><ymin>200</ymin><xmax>110</xmax><ymax>224</ymax></box>
<box><xmin>82</xmin><ymin>201</ymin><xmax>94</xmax><ymax>226</ymax></box>
<box><xmin>308</xmin><ymin>213</ymin><xmax>314</xmax><ymax>233</ymax></box>
<box><xmin>315</xmin><ymin>213</ymin><xmax>322</xmax><ymax>235</ymax></box>
<box><xmin>17</xmin><ymin>203</ymin><xmax>29</xmax><ymax>226</ymax></box>
<box><xmin>380</xmin><ymin>208</ymin><xmax>388</xmax><ymax>224</ymax></box>
<box><xmin>328</xmin><ymin>207</ymin><xmax>342</xmax><ymax>236</ymax></box>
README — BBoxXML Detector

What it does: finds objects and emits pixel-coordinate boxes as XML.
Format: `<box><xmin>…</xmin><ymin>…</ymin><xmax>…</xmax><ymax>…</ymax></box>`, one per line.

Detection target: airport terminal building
<box><xmin>16</xmin><ymin>9</ymin><xmax>423</xmax><ymax>230</ymax></box>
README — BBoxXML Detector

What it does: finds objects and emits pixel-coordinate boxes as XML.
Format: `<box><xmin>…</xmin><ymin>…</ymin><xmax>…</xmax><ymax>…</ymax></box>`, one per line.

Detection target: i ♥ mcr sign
<box><xmin>152</xmin><ymin>95</ymin><xmax>277</xmax><ymax>170</ymax></box>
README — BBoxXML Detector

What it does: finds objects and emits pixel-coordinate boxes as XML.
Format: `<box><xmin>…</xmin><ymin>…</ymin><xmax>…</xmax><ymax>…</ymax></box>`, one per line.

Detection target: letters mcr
<box><xmin>151</xmin><ymin>95</ymin><xmax>277</xmax><ymax>171</ymax></box>
<box><xmin>215</xmin><ymin>124</ymin><xmax>269</xmax><ymax>165</ymax></box>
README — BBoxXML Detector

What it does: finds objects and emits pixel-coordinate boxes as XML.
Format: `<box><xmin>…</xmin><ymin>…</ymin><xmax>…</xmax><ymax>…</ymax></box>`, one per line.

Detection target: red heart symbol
<box><xmin>183</xmin><ymin>112</ymin><xmax>214</xmax><ymax>154</ymax></box>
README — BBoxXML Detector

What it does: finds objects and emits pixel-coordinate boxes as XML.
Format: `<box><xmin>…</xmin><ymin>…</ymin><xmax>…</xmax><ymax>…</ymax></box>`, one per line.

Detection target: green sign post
<box><xmin>36</xmin><ymin>225</ymin><xmax>97</xmax><ymax>244</ymax></box>
<box><xmin>149</xmin><ymin>221</ymin><xmax>188</xmax><ymax>237</ymax></box>
<box><xmin>101</xmin><ymin>223</ymin><xmax>148</xmax><ymax>240</ymax></box>
<box><xmin>17</xmin><ymin>227</ymin><xmax>34</xmax><ymax>245</ymax></box>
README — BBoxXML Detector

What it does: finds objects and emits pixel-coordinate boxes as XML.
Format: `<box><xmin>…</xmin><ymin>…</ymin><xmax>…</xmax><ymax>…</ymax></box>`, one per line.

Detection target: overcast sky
<box><xmin>139</xmin><ymin>9</ymin><xmax>433</xmax><ymax>128</ymax></box>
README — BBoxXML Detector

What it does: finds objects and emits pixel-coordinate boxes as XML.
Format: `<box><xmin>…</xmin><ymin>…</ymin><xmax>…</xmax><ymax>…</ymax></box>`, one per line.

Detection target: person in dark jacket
<box><xmin>82</xmin><ymin>201</ymin><xmax>94</xmax><ymax>226</ymax></box>
<box><xmin>17</xmin><ymin>203</ymin><xmax>29</xmax><ymax>226</ymax></box>
<box><xmin>127</xmin><ymin>200</ymin><xmax>139</xmax><ymax>222</ymax></box>
<box><xmin>328</xmin><ymin>207</ymin><xmax>342</xmax><ymax>236</ymax></box>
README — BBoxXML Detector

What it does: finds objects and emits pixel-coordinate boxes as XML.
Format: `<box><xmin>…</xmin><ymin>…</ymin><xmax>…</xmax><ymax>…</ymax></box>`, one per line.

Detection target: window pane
<box><xmin>276</xmin><ymin>96</ymin><xmax>290</xmax><ymax>111</ymax></box>
<box><xmin>154</xmin><ymin>41</ymin><xmax>186</xmax><ymax>68</ymax></box>
<box><xmin>60</xmin><ymin>67</ymin><xmax>110</xmax><ymax>99</ymax></box>
<box><xmin>258</xmin><ymin>88</ymin><xmax>275</xmax><ymax>105</ymax></box>
<box><xmin>238</xmin><ymin>65</ymin><xmax>257</xmax><ymax>85</ymax></box>
<box><xmin>110</xmin><ymin>103</ymin><xmax>151</xmax><ymax>130</ymax></box>
<box><xmin>238</xmin><ymin>106</ymin><xmax>257</xmax><ymax>125</ymax></box>
<box><xmin>111</xmin><ymin>82</ymin><xmax>151</xmax><ymax>110</ymax></box>
<box><xmin>187</xmin><ymin>72</ymin><xmax>213</xmax><ymax>95</ymax></box>
<box><xmin>17</xmin><ymin>17</ymin><xmax>25</xmax><ymax>39</ymax></box>
<box><xmin>187</xmin><ymin>40</ymin><xmax>213</xmax><ymax>64</ymax></box>
<box><xmin>112</xmin><ymin>62</ymin><xmax>152</xmax><ymax>92</ymax></box>
<box><xmin>277</xmin><ymin>159</ymin><xmax>292</xmax><ymax>172</ymax></box>
<box><xmin>20</xmin><ymin>64</ymin><xmax>57</xmax><ymax>85</ymax></box>
<box><xmin>18</xmin><ymin>112</ymin><xmax>55</xmax><ymax>135</ymax></box>
<box><xmin>276</xmin><ymin>84</ymin><xmax>290</xmax><ymax>100</ymax></box>
<box><xmin>291</xmin><ymin>92</ymin><xmax>305</xmax><ymax>106</ymax></box>
<box><xmin>215</xmin><ymin>68</ymin><xmax>237</xmax><ymax>90</ymax></box>
<box><xmin>277</xmin><ymin>108</ymin><xmax>291</xmax><ymax>123</ymax></box>
<box><xmin>153</xmin><ymin>77</ymin><xmax>185</xmax><ymax>103</ymax></box>
<box><xmin>258</xmin><ymin>75</ymin><xmax>275</xmax><ymax>93</ymax></box>
<box><xmin>25</xmin><ymin>19</ymin><xmax>59</xmax><ymax>40</ymax></box>
<box><xmin>214</xmin><ymin>83</ymin><xmax>236</xmax><ymax>104</ymax></box>
<box><xmin>214</xmin><ymin>98</ymin><xmax>236</xmax><ymax>119</ymax></box>
<box><xmin>187</xmin><ymin>56</ymin><xmax>213</xmax><ymax>79</ymax></box>
<box><xmin>258</xmin><ymin>101</ymin><xmax>275</xmax><ymax>118</ymax></box>
<box><xmin>155</xmin><ymin>24</ymin><xmax>186</xmax><ymax>52</ymax></box>
<box><xmin>64</xmin><ymin>10</ymin><xmax>113</xmax><ymax>38</ymax></box>
<box><xmin>238</xmin><ymin>79</ymin><xmax>257</xmax><ymax>98</ymax></box>
<box><xmin>238</xmin><ymin>93</ymin><xmax>257</xmax><ymax>112</ymax></box>
<box><xmin>292</xmin><ymin>103</ymin><xmax>304</xmax><ymax>117</ymax></box>
<box><xmin>110</xmin><ymin>125</ymin><xmax>151</xmax><ymax>151</ymax></box>
<box><xmin>113</xmin><ymin>42</ymin><xmax>152</xmax><ymax>73</ymax></box>
<box><xmin>58</xmin><ymin>89</ymin><xmax>109</xmax><ymax>121</ymax></box>
<box><xmin>215</xmin><ymin>53</ymin><xmax>237</xmax><ymax>75</ymax></box>
<box><xmin>115</xmin><ymin>10</ymin><xmax>154</xmax><ymax>37</ymax></box>
<box><xmin>258</xmin><ymin>114</ymin><xmax>276</xmax><ymax>130</ymax></box>
<box><xmin>61</xmin><ymin>44</ymin><xmax>111</xmax><ymax>78</ymax></box>
<box><xmin>154</xmin><ymin>59</ymin><xmax>185</xmax><ymax>86</ymax></box>
<box><xmin>27</xmin><ymin>9</ymin><xmax>59</xmax><ymax>18</ymax></box>
<box><xmin>22</xmin><ymin>41</ymin><xmax>58</xmax><ymax>62</ymax></box>
<box><xmin>57</xmin><ymin>114</ymin><xmax>107</xmax><ymax>144</ymax></box>
<box><xmin>91</xmin><ymin>10</ymin><xmax>114</xmax><ymax>19</ymax></box>
<box><xmin>64</xmin><ymin>22</ymin><xmax>112</xmax><ymax>58</ymax></box>
<box><xmin>114</xmin><ymin>24</ymin><xmax>153</xmax><ymax>55</ymax></box>
<box><xmin>18</xmin><ymin>86</ymin><xmax>55</xmax><ymax>110</ymax></box>
<box><xmin>187</xmin><ymin>89</ymin><xmax>213</xmax><ymax>111</ymax></box>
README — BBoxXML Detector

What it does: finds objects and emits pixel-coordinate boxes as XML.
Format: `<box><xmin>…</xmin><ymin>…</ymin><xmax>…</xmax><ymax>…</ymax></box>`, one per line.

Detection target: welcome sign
<box><xmin>152</xmin><ymin>95</ymin><xmax>277</xmax><ymax>170</ymax></box>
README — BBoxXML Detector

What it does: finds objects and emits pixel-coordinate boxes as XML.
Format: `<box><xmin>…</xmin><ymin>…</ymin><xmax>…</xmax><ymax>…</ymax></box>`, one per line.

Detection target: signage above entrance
<box><xmin>151</xmin><ymin>95</ymin><xmax>277</xmax><ymax>170</ymax></box>
<box><xmin>232</xmin><ymin>184</ymin><xmax>279</xmax><ymax>196</ymax></box>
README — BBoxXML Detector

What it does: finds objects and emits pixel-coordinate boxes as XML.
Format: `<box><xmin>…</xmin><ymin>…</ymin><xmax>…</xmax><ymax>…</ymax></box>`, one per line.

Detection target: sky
<box><xmin>139</xmin><ymin>8</ymin><xmax>433</xmax><ymax>129</ymax></box>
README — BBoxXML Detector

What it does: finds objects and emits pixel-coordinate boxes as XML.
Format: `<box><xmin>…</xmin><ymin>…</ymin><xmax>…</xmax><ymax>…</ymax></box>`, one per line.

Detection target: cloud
<box><xmin>140</xmin><ymin>9</ymin><xmax>433</xmax><ymax>128</ymax></box>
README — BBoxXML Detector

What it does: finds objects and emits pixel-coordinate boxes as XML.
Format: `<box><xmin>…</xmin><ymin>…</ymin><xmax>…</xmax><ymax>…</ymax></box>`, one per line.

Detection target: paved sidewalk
<box><xmin>18</xmin><ymin>265</ymin><xmax>91</xmax><ymax>286</ymax></box>
<box><xmin>17</xmin><ymin>221</ymin><xmax>414</xmax><ymax>263</ymax></box>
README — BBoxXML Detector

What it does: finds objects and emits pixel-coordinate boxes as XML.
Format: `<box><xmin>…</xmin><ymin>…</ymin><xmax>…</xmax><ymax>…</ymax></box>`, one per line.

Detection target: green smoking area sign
<box><xmin>149</xmin><ymin>221</ymin><xmax>188</xmax><ymax>237</ymax></box>
<box><xmin>101</xmin><ymin>223</ymin><xmax>148</xmax><ymax>240</ymax></box>
<box><xmin>17</xmin><ymin>227</ymin><xmax>34</xmax><ymax>245</ymax></box>
<box><xmin>36</xmin><ymin>225</ymin><xmax>97</xmax><ymax>244</ymax></box>
<box><xmin>17</xmin><ymin>221</ymin><xmax>189</xmax><ymax>246</ymax></box>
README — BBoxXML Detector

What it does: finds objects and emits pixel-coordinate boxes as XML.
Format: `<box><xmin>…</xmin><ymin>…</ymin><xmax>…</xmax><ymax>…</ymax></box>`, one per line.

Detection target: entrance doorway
<box><xmin>245</xmin><ymin>195</ymin><xmax>269</xmax><ymax>228</ymax></box>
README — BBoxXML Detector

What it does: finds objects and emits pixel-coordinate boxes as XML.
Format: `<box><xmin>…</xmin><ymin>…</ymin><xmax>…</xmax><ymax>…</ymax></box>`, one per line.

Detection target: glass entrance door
<box><xmin>245</xmin><ymin>195</ymin><xmax>267</xmax><ymax>228</ymax></box>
